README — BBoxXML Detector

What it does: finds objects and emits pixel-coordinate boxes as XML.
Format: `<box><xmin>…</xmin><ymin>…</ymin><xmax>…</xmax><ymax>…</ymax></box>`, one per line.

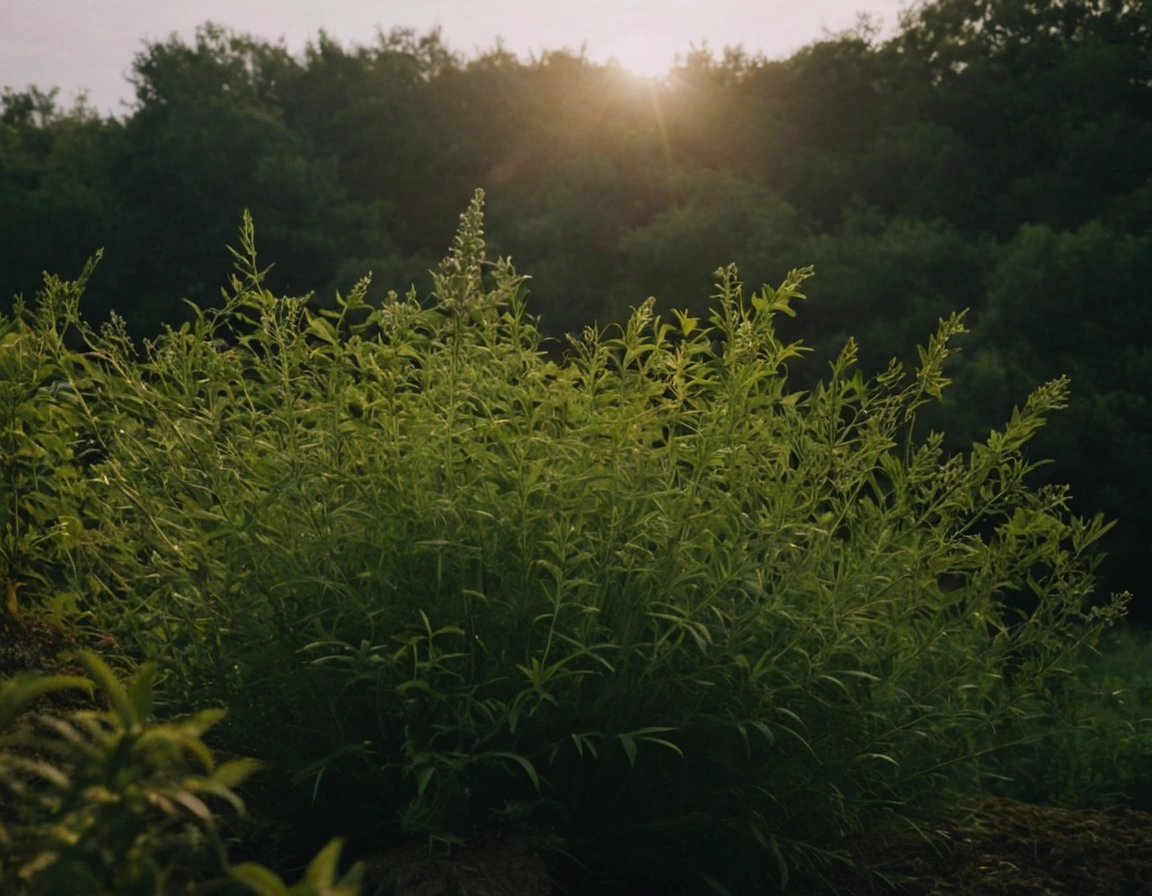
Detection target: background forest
<box><xmin>2</xmin><ymin>0</ymin><xmax>1150</xmax><ymax>619</ymax></box>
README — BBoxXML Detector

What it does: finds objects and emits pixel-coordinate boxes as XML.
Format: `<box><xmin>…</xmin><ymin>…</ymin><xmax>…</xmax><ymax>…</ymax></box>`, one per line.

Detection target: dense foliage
<box><xmin>3</xmin><ymin>0</ymin><xmax>1149</xmax><ymax>613</ymax></box>
<box><xmin>0</xmin><ymin>653</ymin><xmax>364</xmax><ymax>895</ymax></box>
<box><xmin>0</xmin><ymin>193</ymin><xmax>1130</xmax><ymax>893</ymax></box>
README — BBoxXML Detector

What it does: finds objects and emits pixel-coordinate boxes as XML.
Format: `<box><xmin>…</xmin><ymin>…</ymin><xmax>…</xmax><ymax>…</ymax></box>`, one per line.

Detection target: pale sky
<box><xmin>2</xmin><ymin>0</ymin><xmax>911</xmax><ymax>118</ymax></box>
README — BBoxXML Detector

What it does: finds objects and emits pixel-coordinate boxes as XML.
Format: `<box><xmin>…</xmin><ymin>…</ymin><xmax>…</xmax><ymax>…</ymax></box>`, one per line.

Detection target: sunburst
<box><xmin>607</xmin><ymin>30</ymin><xmax>675</xmax><ymax>80</ymax></box>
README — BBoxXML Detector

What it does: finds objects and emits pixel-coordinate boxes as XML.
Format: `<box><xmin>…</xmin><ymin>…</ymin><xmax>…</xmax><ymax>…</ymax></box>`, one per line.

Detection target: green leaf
<box><xmin>128</xmin><ymin>663</ymin><xmax>156</xmax><ymax>724</ymax></box>
<box><xmin>0</xmin><ymin>673</ymin><xmax>93</xmax><ymax>727</ymax></box>
<box><xmin>617</xmin><ymin>733</ymin><xmax>638</xmax><ymax>766</ymax></box>
<box><xmin>769</xmin><ymin>835</ymin><xmax>789</xmax><ymax>891</ymax></box>
<box><xmin>854</xmin><ymin>752</ymin><xmax>899</xmax><ymax>767</ymax></box>
<box><xmin>210</xmin><ymin>756</ymin><xmax>263</xmax><ymax>790</ymax></box>
<box><xmin>77</xmin><ymin>651</ymin><xmax>137</xmax><ymax>730</ymax></box>
<box><xmin>570</xmin><ymin>731</ymin><xmax>601</xmax><ymax>759</ymax></box>
<box><xmin>229</xmin><ymin>862</ymin><xmax>291</xmax><ymax>896</ymax></box>
<box><xmin>635</xmin><ymin>734</ymin><xmax>684</xmax><ymax>759</ymax></box>
<box><xmin>301</xmin><ymin>837</ymin><xmax>343</xmax><ymax>890</ymax></box>
<box><xmin>415</xmin><ymin>765</ymin><xmax>435</xmax><ymax>798</ymax></box>
<box><xmin>484</xmin><ymin>751</ymin><xmax>541</xmax><ymax>794</ymax></box>
<box><xmin>306</xmin><ymin>317</ymin><xmax>338</xmax><ymax>345</ymax></box>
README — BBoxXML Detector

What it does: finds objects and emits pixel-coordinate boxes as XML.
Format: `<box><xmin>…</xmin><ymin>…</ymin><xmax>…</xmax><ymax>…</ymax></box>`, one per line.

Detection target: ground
<box><xmin>846</xmin><ymin>796</ymin><xmax>1152</xmax><ymax>896</ymax></box>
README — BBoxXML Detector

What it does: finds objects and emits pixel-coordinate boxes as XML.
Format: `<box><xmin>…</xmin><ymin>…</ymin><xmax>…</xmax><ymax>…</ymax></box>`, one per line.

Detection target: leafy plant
<box><xmin>0</xmin><ymin>263</ymin><xmax>100</xmax><ymax>623</ymax></box>
<box><xmin>1</xmin><ymin>651</ymin><xmax>244</xmax><ymax>893</ymax></box>
<box><xmin>8</xmin><ymin>190</ymin><xmax>1129</xmax><ymax>893</ymax></box>
<box><xmin>230</xmin><ymin>838</ymin><xmax>365</xmax><ymax>896</ymax></box>
<box><xmin>0</xmin><ymin>652</ymin><xmax>363</xmax><ymax>895</ymax></box>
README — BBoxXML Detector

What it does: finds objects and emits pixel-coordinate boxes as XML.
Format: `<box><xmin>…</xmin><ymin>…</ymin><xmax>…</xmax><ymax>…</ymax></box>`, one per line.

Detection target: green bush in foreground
<box><xmin>1</xmin><ymin>191</ymin><xmax>1129</xmax><ymax>893</ymax></box>
<box><xmin>0</xmin><ymin>653</ymin><xmax>364</xmax><ymax>895</ymax></box>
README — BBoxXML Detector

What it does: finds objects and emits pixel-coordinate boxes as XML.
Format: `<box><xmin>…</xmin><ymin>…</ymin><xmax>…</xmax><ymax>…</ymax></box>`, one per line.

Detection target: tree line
<box><xmin>2</xmin><ymin>0</ymin><xmax>1150</xmax><ymax>615</ymax></box>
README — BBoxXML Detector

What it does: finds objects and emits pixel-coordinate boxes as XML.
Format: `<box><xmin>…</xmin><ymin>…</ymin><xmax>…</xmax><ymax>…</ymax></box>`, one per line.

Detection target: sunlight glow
<box><xmin>606</xmin><ymin>30</ymin><xmax>676</xmax><ymax>79</ymax></box>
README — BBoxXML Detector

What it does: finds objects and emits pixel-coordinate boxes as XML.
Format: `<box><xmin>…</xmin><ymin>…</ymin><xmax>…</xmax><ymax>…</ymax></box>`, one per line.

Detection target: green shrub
<box><xmin>0</xmin><ymin>271</ymin><xmax>98</xmax><ymax>623</ymax></box>
<box><xmin>0</xmin><ymin>653</ymin><xmax>364</xmax><ymax>896</ymax></box>
<box><xmin>4</xmin><ymin>191</ymin><xmax>1128</xmax><ymax>893</ymax></box>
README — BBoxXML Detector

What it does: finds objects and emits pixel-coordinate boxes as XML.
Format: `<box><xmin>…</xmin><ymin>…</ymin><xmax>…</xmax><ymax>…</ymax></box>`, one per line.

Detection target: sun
<box><xmin>606</xmin><ymin>31</ymin><xmax>676</xmax><ymax>80</ymax></box>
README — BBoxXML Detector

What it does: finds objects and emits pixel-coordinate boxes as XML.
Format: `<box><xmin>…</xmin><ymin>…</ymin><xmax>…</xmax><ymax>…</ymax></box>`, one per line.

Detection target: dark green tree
<box><xmin>0</xmin><ymin>88</ymin><xmax>123</xmax><ymax>324</ymax></box>
<box><xmin>109</xmin><ymin>24</ymin><xmax>397</xmax><ymax>332</ymax></box>
<box><xmin>945</xmin><ymin>220</ymin><xmax>1152</xmax><ymax>604</ymax></box>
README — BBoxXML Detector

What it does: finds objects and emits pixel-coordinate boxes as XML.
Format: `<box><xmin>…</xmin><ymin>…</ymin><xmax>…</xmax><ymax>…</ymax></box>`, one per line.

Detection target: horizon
<box><xmin>1</xmin><ymin>0</ymin><xmax>909</xmax><ymax>117</ymax></box>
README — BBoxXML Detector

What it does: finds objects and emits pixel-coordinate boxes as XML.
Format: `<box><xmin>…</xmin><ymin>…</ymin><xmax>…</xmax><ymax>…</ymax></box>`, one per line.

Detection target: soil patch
<box><xmin>812</xmin><ymin>796</ymin><xmax>1152</xmax><ymax>896</ymax></box>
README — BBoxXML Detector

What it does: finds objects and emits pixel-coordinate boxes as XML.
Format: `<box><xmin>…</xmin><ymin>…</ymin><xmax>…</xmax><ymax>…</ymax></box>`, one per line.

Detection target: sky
<box><xmin>2</xmin><ymin>0</ymin><xmax>911</xmax><ymax>118</ymax></box>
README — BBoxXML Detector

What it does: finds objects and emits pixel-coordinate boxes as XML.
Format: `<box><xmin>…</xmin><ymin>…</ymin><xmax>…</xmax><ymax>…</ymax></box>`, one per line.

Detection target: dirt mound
<box><xmin>924</xmin><ymin>796</ymin><xmax>1152</xmax><ymax>896</ymax></box>
<box><xmin>364</xmin><ymin>831</ymin><xmax>553</xmax><ymax>896</ymax></box>
<box><xmin>811</xmin><ymin>796</ymin><xmax>1152</xmax><ymax>896</ymax></box>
